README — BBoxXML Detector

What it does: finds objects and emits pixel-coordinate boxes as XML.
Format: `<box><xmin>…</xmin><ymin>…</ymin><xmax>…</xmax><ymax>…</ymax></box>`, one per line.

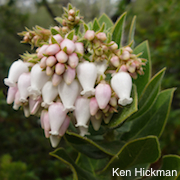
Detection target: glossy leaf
<box><xmin>108</xmin><ymin>84</ymin><xmax>138</xmax><ymax>129</ymax></box>
<box><xmin>129</xmin><ymin>68</ymin><xmax>166</xmax><ymax>120</ymax></box>
<box><xmin>122</xmin><ymin>88</ymin><xmax>176</xmax><ymax>141</ymax></box>
<box><xmin>92</xmin><ymin>18</ymin><xmax>100</xmax><ymax>32</ymax></box>
<box><xmin>98</xmin><ymin>13</ymin><xmax>114</xmax><ymax>30</ymax></box>
<box><xmin>112</xmin><ymin>12</ymin><xmax>126</xmax><ymax>47</ymax></box>
<box><xmin>149</xmin><ymin>155</ymin><xmax>180</xmax><ymax>180</ymax></box>
<box><xmin>128</xmin><ymin>16</ymin><xmax>136</xmax><ymax>48</ymax></box>
<box><xmin>99</xmin><ymin>136</ymin><xmax>160</xmax><ymax>173</ymax></box>
<box><xmin>50</xmin><ymin>148</ymin><xmax>97</xmax><ymax>180</ymax></box>
<box><xmin>133</xmin><ymin>41</ymin><xmax>151</xmax><ymax>98</ymax></box>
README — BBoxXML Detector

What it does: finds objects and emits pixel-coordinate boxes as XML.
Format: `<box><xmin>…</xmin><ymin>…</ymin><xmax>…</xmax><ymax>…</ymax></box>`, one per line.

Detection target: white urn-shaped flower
<box><xmin>28</xmin><ymin>64</ymin><xmax>49</xmax><ymax>99</ymax></box>
<box><xmin>95</xmin><ymin>60</ymin><xmax>108</xmax><ymax>78</ymax></box>
<box><xmin>4</xmin><ymin>59</ymin><xmax>29</xmax><ymax>87</ymax></box>
<box><xmin>111</xmin><ymin>71</ymin><xmax>133</xmax><ymax>106</ymax></box>
<box><xmin>6</xmin><ymin>86</ymin><xmax>18</xmax><ymax>104</ymax></box>
<box><xmin>41</xmin><ymin>81</ymin><xmax>58</xmax><ymax>108</ymax></box>
<box><xmin>77</xmin><ymin>61</ymin><xmax>97</xmax><ymax>97</ymax></box>
<box><xmin>58</xmin><ymin>79</ymin><xmax>80</xmax><ymax>111</ymax></box>
<box><xmin>48</xmin><ymin>102</ymin><xmax>67</xmax><ymax>135</ymax></box>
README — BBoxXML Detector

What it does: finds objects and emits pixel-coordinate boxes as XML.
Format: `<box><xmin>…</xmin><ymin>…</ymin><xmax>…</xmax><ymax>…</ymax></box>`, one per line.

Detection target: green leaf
<box><xmin>67</xmin><ymin>30</ymin><xmax>75</xmax><ymax>40</ymax></box>
<box><xmin>112</xmin><ymin>12</ymin><xmax>127</xmax><ymax>48</ymax></box>
<box><xmin>128</xmin><ymin>16</ymin><xmax>136</xmax><ymax>48</ymax></box>
<box><xmin>92</xmin><ymin>18</ymin><xmax>100</xmax><ymax>32</ymax></box>
<box><xmin>54</xmin><ymin>17</ymin><xmax>63</xmax><ymax>25</ymax></box>
<box><xmin>98</xmin><ymin>13</ymin><xmax>114</xmax><ymax>30</ymax></box>
<box><xmin>133</xmin><ymin>40</ymin><xmax>151</xmax><ymax>98</ymax></box>
<box><xmin>99</xmin><ymin>136</ymin><xmax>160</xmax><ymax>174</ymax></box>
<box><xmin>50</xmin><ymin>148</ymin><xmax>97</xmax><ymax>180</ymax></box>
<box><xmin>129</xmin><ymin>68</ymin><xmax>166</xmax><ymax>120</ymax></box>
<box><xmin>149</xmin><ymin>155</ymin><xmax>180</xmax><ymax>180</ymax></box>
<box><xmin>68</xmin><ymin>3</ymin><xmax>73</xmax><ymax>10</ymax></box>
<box><xmin>64</xmin><ymin>131</ymin><xmax>125</xmax><ymax>159</ymax></box>
<box><xmin>108</xmin><ymin>84</ymin><xmax>138</xmax><ymax>129</ymax></box>
<box><xmin>122</xmin><ymin>88</ymin><xmax>176</xmax><ymax>141</ymax></box>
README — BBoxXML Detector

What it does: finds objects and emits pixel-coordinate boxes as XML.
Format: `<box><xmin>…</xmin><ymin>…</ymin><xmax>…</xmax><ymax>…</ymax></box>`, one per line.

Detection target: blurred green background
<box><xmin>0</xmin><ymin>0</ymin><xmax>180</xmax><ymax>179</ymax></box>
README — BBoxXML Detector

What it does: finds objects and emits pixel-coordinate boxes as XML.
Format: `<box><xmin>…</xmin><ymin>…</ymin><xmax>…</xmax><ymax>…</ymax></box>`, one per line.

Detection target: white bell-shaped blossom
<box><xmin>95</xmin><ymin>83</ymin><xmax>111</xmax><ymax>109</ymax></box>
<box><xmin>90</xmin><ymin>116</ymin><xmax>102</xmax><ymax>131</ymax></box>
<box><xmin>58</xmin><ymin>79</ymin><xmax>80</xmax><ymax>111</ymax></box>
<box><xmin>6</xmin><ymin>86</ymin><xmax>18</xmax><ymax>104</ymax></box>
<box><xmin>48</xmin><ymin>102</ymin><xmax>67</xmax><ymax>135</ymax></box>
<box><xmin>13</xmin><ymin>90</ymin><xmax>21</xmax><ymax>110</ymax></box>
<box><xmin>49</xmin><ymin>135</ymin><xmax>61</xmax><ymax>148</ymax></box>
<box><xmin>74</xmin><ymin>96</ymin><xmax>90</xmax><ymax>128</ymax></box>
<box><xmin>4</xmin><ymin>59</ymin><xmax>29</xmax><ymax>87</ymax></box>
<box><xmin>41</xmin><ymin>81</ymin><xmax>58</xmax><ymax>108</ymax></box>
<box><xmin>18</xmin><ymin>72</ymin><xmax>31</xmax><ymax>103</ymax></box>
<box><xmin>78</xmin><ymin>126</ymin><xmax>90</xmax><ymax>136</ymax></box>
<box><xmin>95</xmin><ymin>60</ymin><xmax>108</xmax><ymax>78</ymax></box>
<box><xmin>28</xmin><ymin>64</ymin><xmax>49</xmax><ymax>99</ymax></box>
<box><xmin>77</xmin><ymin>61</ymin><xmax>97</xmax><ymax>97</ymax></box>
<box><xmin>111</xmin><ymin>71</ymin><xmax>133</xmax><ymax>106</ymax></box>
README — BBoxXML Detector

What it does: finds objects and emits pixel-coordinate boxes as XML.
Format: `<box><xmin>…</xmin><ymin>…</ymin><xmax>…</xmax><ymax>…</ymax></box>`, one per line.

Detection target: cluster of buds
<box><xmin>4</xmin><ymin>4</ymin><xmax>146</xmax><ymax>148</ymax></box>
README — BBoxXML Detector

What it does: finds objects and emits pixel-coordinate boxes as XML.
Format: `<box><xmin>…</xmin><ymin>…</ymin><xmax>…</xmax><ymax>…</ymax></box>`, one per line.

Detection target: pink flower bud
<box><xmin>109</xmin><ymin>41</ymin><xmax>118</xmax><ymax>50</ymax></box>
<box><xmin>124</xmin><ymin>46</ymin><xmax>133</xmax><ymax>53</ymax></box>
<box><xmin>40</xmin><ymin>57</ymin><xmax>47</xmax><ymax>69</ymax></box>
<box><xmin>84</xmin><ymin>30</ymin><xmax>95</xmax><ymax>41</ymax></box>
<box><xmin>18</xmin><ymin>72</ymin><xmax>31</xmax><ymax>103</ymax></box>
<box><xmin>59</xmin><ymin>115</ymin><xmax>70</xmax><ymax>136</ymax></box>
<box><xmin>68</xmin><ymin>53</ymin><xmax>79</xmax><ymax>68</ymax></box>
<box><xmin>48</xmin><ymin>102</ymin><xmax>67</xmax><ymax>135</ymax></box>
<box><xmin>74</xmin><ymin>96</ymin><xmax>90</xmax><ymax>128</ymax></box>
<box><xmin>55</xmin><ymin>50</ymin><xmax>68</xmax><ymax>63</ymax></box>
<box><xmin>95</xmin><ymin>83</ymin><xmax>111</xmax><ymax>109</ymax></box>
<box><xmin>37</xmin><ymin>45</ymin><xmax>49</xmax><ymax>58</ymax></box>
<box><xmin>77</xmin><ymin>61</ymin><xmax>97</xmax><ymax>97</ymax></box>
<box><xmin>52</xmin><ymin>73</ymin><xmax>62</xmax><ymax>86</ymax></box>
<box><xmin>7</xmin><ymin>86</ymin><xmax>18</xmax><ymax>104</ymax></box>
<box><xmin>49</xmin><ymin>34</ymin><xmax>63</xmax><ymax>44</ymax></box>
<box><xmin>109</xmin><ymin>96</ymin><xmax>117</xmax><ymax>107</ymax></box>
<box><xmin>4</xmin><ymin>60</ymin><xmax>29</xmax><ymax>87</ymax></box>
<box><xmin>89</xmin><ymin>97</ymin><xmax>99</xmax><ymax>116</ymax></box>
<box><xmin>60</xmin><ymin>39</ymin><xmax>75</xmax><ymax>55</ymax></box>
<box><xmin>110</xmin><ymin>56</ymin><xmax>120</xmax><ymax>67</ymax></box>
<box><xmin>68</xmin><ymin>9</ymin><xmax>75</xmax><ymax>16</ymax></box>
<box><xmin>46</xmin><ymin>66</ymin><xmax>54</xmax><ymax>76</ymax></box>
<box><xmin>41</xmin><ymin>110</ymin><xmax>50</xmax><ymax>138</ymax></box>
<box><xmin>75</xmin><ymin>42</ymin><xmax>84</xmax><ymax>54</ymax></box>
<box><xmin>73</xmin><ymin>35</ymin><xmax>78</xmax><ymax>42</ymax></box>
<box><xmin>96</xmin><ymin>32</ymin><xmax>107</xmax><ymax>41</ymax></box>
<box><xmin>45</xmin><ymin>44</ymin><xmax>60</xmax><ymax>56</ymax></box>
<box><xmin>127</xmin><ymin>62</ymin><xmax>136</xmax><ymax>73</ymax></box>
<box><xmin>90</xmin><ymin>116</ymin><xmax>102</xmax><ymax>131</ymax></box>
<box><xmin>55</xmin><ymin>63</ymin><xmax>65</xmax><ymax>75</ymax></box>
<box><xmin>122</xmin><ymin>50</ymin><xmax>130</xmax><ymax>60</ymax></box>
<box><xmin>119</xmin><ymin>65</ymin><xmax>128</xmax><ymax>72</ymax></box>
<box><xmin>63</xmin><ymin>66</ymin><xmax>75</xmax><ymax>85</ymax></box>
<box><xmin>46</xmin><ymin>56</ymin><xmax>57</xmax><ymax>67</ymax></box>
<box><xmin>111</xmin><ymin>72</ymin><xmax>133</xmax><ymax>106</ymax></box>
<box><xmin>41</xmin><ymin>81</ymin><xmax>58</xmax><ymax>108</ymax></box>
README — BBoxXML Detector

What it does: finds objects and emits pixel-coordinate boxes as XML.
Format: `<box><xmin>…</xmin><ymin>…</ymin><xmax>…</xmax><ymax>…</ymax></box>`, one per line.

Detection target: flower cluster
<box><xmin>4</xmin><ymin>4</ymin><xmax>146</xmax><ymax>148</ymax></box>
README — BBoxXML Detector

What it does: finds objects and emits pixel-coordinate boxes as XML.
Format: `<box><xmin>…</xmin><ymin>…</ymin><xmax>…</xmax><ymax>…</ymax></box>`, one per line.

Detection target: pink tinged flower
<box><xmin>46</xmin><ymin>56</ymin><xmax>57</xmax><ymax>67</ymax></box>
<box><xmin>63</xmin><ymin>66</ymin><xmax>75</xmax><ymax>85</ymax></box>
<box><xmin>55</xmin><ymin>50</ymin><xmax>68</xmax><ymax>63</ymax></box>
<box><xmin>49</xmin><ymin>135</ymin><xmax>61</xmax><ymax>148</ymax></box>
<box><xmin>74</xmin><ymin>96</ymin><xmax>91</xmax><ymax>128</ymax></box>
<box><xmin>41</xmin><ymin>81</ymin><xmax>58</xmax><ymax>108</ymax></box>
<box><xmin>45</xmin><ymin>44</ymin><xmax>60</xmax><ymax>56</ymax></box>
<box><xmin>46</xmin><ymin>66</ymin><xmax>54</xmax><ymax>76</ymax></box>
<box><xmin>29</xmin><ymin>96</ymin><xmax>41</xmax><ymax>115</ymax></box>
<box><xmin>89</xmin><ymin>97</ymin><xmax>99</xmax><ymax>116</ymax></box>
<box><xmin>95</xmin><ymin>60</ymin><xmax>108</xmax><ymax>78</ymax></box>
<box><xmin>90</xmin><ymin>116</ymin><xmax>102</xmax><ymax>131</ymax></box>
<box><xmin>78</xmin><ymin>126</ymin><xmax>90</xmax><ymax>137</ymax></box>
<box><xmin>40</xmin><ymin>57</ymin><xmax>47</xmax><ymax>69</ymax></box>
<box><xmin>84</xmin><ymin>30</ymin><xmax>95</xmax><ymax>41</ymax></box>
<box><xmin>18</xmin><ymin>72</ymin><xmax>31</xmax><ymax>103</ymax></box>
<box><xmin>96</xmin><ymin>32</ymin><xmax>107</xmax><ymax>41</ymax></box>
<box><xmin>110</xmin><ymin>56</ymin><xmax>120</xmax><ymax>67</ymax></box>
<box><xmin>77</xmin><ymin>61</ymin><xmax>97</xmax><ymax>97</ymax></box>
<box><xmin>60</xmin><ymin>39</ymin><xmax>75</xmax><ymax>55</ymax></box>
<box><xmin>49</xmin><ymin>34</ymin><xmax>63</xmax><ymax>44</ymax></box>
<box><xmin>119</xmin><ymin>65</ymin><xmax>128</xmax><ymax>72</ymax></box>
<box><xmin>13</xmin><ymin>90</ymin><xmax>21</xmax><ymax>110</ymax></box>
<box><xmin>41</xmin><ymin>110</ymin><xmax>51</xmax><ymax>138</ymax></box>
<box><xmin>48</xmin><ymin>102</ymin><xmax>67</xmax><ymax>135</ymax></box>
<box><xmin>95</xmin><ymin>83</ymin><xmax>111</xmax><ymax>109</ymax></box>
<box><xmin>6</xmin><ymin>86</ymin><xmax>18</xmax><ymax>104</ymax></box>
<box><xmin>111</xmin><ymin>71</ymin><xmax>133</xmax><ymax>106</ymax></box>
<box><xmin>55</xmin><ymin>63</ymin><xmax>65</xmax><ymax>75</ymax></box>
<box><xmin>72</xmin><ymin>35</ymin><xmax>78</xmax><ymax>42</ymax></box>
<box><xmin>58</xmin><ymin>79</ymin><xmax>80</xmax><ymax>111</ymax></box>
<box><xmin>52</xmin><ymin>73</ymin><xmax>62</xmax><ymax>86</ymax></box>
<box><xmin>122</xmin><ymin>50</ymin><xmax>130</xmax><ymax>60</ymax></box>
<box><xmin>28</xmin><ymin>64</ymin><xmax>49</xmax><ymax>99</ymax></box>
<box><xmin>68</xmin><ymin>53</ymin><xmax>79</xmax><ymax>68</ymax></box>
<box><xmin>4</xmin><ymin>60</ymin><xmax>29</xmax><ymax>87</ymax></box>
<box><xmin>59</xmin><ymin>115</ymin><xmax>70</xmax><ymax>136</ymax></box>
<box><xmin>75</xmin><ymin>42</ymin><xmax>84</xmax><ymax>55</ymax></box>
<box><xmin>37</xmin><ymin>45</ymin><xmax>49</xmax><ymax>58</ymax></box>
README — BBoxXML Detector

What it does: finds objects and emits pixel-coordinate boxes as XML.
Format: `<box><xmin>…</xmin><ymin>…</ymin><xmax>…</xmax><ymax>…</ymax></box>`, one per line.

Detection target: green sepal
<box><xmin>92</xmin><ymin>18</ymin><xmax>100</xmax><ymax>32</ymax></box>
<box><xmin>51</xmin><ymin>36</ymin><xmax>58</xmax><ymax>44</ymax></box>
<box><xmin>67</xmin><ymin>30</ymin><xmax>75</xmax><ymax>40</ymax></box>
<box><xmin>51</xmin><ymin>27</ymin><xmax>60</xmax><ymax>35</ymax></box>
<box><xmin>54</xmin><ymin>17</ymin><xmax>63</xmax><ymax>25</ymax></box>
